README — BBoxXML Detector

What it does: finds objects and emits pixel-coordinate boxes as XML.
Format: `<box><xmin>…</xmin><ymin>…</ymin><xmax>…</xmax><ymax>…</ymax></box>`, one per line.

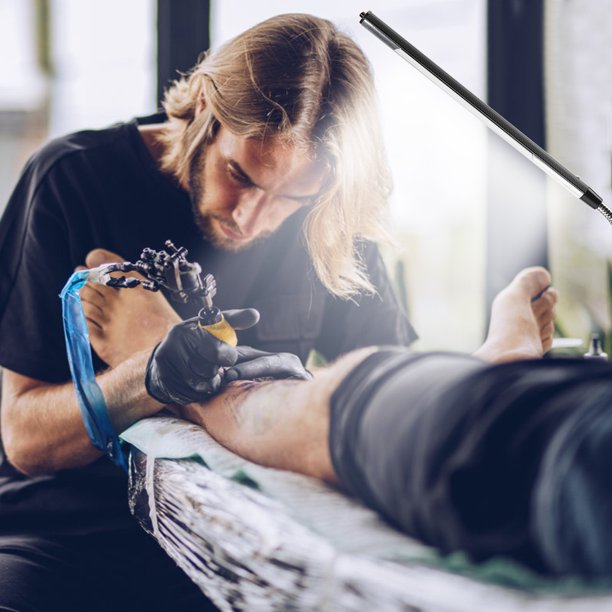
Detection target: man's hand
<box><xmin>79</xmin><ymin>248</ymin><xmax>182</xmax><ymax>368</ymax></box>
<box><xmin>224</xmin><ymin>346</ymin><xmax>311</xmax><ymax>383</ymax></box>
<box><xmin>145</xmin><ymin>309</ymin><xmax>311</xmax><ymax>405</ymax></box>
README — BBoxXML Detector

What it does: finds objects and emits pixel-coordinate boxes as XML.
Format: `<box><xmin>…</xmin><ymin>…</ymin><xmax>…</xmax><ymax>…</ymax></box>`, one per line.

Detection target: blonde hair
<box><xmin>160</xmin><ymin>13</ymin><xmax>392</xmax><ymax>298</ymax></box>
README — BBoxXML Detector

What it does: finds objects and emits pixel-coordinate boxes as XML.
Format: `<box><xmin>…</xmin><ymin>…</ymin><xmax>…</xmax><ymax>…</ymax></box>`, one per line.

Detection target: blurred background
<box><xmin>0</xmin><ymin>0</ymin><xmax>610</xmax><ymax>353</ymax></box>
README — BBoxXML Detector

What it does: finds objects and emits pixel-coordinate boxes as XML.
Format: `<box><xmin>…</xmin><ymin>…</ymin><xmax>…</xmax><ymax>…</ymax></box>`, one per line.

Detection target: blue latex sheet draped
<box><xmin>60</xmin><ymin>271</ymin><xmax>127</xmax><ymax>471</ymax></box>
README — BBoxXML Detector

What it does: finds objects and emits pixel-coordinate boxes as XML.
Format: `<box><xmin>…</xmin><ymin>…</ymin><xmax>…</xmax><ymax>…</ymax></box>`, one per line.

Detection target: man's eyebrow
<box><xmin>227</xmin><ymin>159</ymin><xmax>321</xmax><ymax>202</ymax></box>
<box><xmin>228</xmin><ymin>160</ymin><xmax>256</xmax><ymax>186</ymax></box>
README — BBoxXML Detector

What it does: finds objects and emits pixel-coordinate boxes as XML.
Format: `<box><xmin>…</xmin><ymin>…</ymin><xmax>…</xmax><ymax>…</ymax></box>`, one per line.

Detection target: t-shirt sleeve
<box><xmin>316</xmin><ymin>241</ymin><xmax>417</xmax><ymax>361</ymax></box>
<box><xmin>0</xmin><ymin>154</ymin><xmax>78</xmax><ymax>382</ymax></box>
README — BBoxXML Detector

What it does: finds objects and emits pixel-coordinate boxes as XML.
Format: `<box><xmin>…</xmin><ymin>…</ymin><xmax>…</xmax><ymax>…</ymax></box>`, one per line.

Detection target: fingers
<box><xmin>85</xmin><ymin>316</ymin><xmax>103</xmax><ymax>335</ymax></box>
<box><xmin>234</xmin><ymin>345</ymin><xmax>275</xmax><ymax>362</ymax></box>
<box><xmin>222</xmin><ymin>308</ymin><xmax>260</xmax><ymax>330</ymax></box>
<box><xmin>85</xmin><ymin>248</ymin><xmax>125</xmax><ymax>268</ymax></box>
<box><xmin>80</xmin><ymin>277</ymin><xmax>131</xmax><ymax>320</ymax></box>
<box><xmin>80</xmin><ymin>282</ymin><xmax>107</xmax><ymax>331</ymax></box>
<box><xmin>189</xmin><ymin>372</ymin><xmax>223</xmax><ymax>396</ymax></box>
<box><xmin>83</xmin><ymin>248</ymin><xmax>147</xmax><ymax>285</ymax></box>
<box><xmin>167</xmin><ymin>318</ymin><xmax>238</xmax><ymax>367</ymax></box>
<box><xmin>80</xmin><ymin>279</ymin><xmax>107</xmax><ymax>301</ymax></box>
<box><xmin>146</xmin><ymin>324</ymin><xmax>233</xmax><ymax>403</ymax></box>
<box><xmin>224</xmin><ymin>351</ymin><xmax>311</xmax><ymax>382</ymax></box>
<box><xmin>81</xmin><ymin>296</ymin><xmax>105</xmax><ymax>321</ymax></box>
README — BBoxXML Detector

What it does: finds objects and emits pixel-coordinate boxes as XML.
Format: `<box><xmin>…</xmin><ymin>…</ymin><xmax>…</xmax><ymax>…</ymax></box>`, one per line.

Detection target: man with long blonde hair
<box><xmin>0</xmin><ymin>14</ymin><xmax>414</xmax><ymax>610</ymax></box>
<box><xmin>158</xmin><ymin>13</ymin><xmax>393</xmax><ymax>298</ymax></box>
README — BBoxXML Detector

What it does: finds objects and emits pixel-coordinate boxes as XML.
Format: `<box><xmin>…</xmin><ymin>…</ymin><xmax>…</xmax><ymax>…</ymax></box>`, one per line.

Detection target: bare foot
<box><xmin>473</xmin><ymin>267</ymin><xmax>558</xmax><ymax>363</ymax></box>
<box><xmin>79</xmin><ymin>248</ymin><xmax>181</xmax><ymax>368</ymax></box>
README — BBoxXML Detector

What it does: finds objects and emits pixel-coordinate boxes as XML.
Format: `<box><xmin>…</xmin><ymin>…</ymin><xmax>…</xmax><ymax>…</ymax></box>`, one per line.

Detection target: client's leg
<box><xmin>177</xmin><ymin>266</ymin><xmax>612</xmax><ymax>577</ymax></box>
<box><xmin>174</xmin><ymin>267</ymin><xmax>556</xmax><ymax>484</ymax></box>
<box><xmin>175</xmin><ymin>266</ymin><xmax>612</xmax><ymax>577</ymax></box>
<box><xmin>332</xmin><ymin>348</ymin><xmax>612</xmax><ymax>577</ymax></box>
<box><xmin>175</xmin><ymin>346</ymin><xmax>375</xmax><ymax>483</ymax></box>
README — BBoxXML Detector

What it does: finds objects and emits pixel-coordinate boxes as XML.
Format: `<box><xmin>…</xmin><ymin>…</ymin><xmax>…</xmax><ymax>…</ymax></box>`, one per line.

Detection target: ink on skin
<box><xmin>226</xmin><ymin>379</ymin><xmax>303</xmax><ymax>434</ymax></box>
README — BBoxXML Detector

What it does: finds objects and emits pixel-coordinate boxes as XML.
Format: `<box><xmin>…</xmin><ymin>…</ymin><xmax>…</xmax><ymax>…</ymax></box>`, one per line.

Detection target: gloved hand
<box><xmin>145</xmin><ymin>309</ymin><xmax>311</xmax><ymax>405</ymax></box>
<box><xmin>224</xmin><ymin>346</ymin><xmax>312</xmax><ymax>384</ymax></box>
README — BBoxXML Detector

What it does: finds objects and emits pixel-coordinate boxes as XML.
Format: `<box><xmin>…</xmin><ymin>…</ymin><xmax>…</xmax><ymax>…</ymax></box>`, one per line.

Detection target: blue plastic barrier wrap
<box><xmin>60</xmin><ymin>270</ymin><xmax>127</xmax><ymax>471</ymax></box>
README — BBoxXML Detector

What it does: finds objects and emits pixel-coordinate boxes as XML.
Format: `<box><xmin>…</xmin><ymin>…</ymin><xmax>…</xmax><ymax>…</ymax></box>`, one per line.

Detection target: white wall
<box><xmin>48</xmin><ymin>0</ymin><xmax>156</xmax><ymax>137</ymax></box>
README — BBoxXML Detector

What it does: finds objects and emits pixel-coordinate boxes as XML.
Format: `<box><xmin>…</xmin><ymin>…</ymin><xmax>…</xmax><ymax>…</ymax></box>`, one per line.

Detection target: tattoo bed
<box><xmin>121</xmin><ymin>416</ymin><xmax>612</xmax><ymax>611</ymax></box>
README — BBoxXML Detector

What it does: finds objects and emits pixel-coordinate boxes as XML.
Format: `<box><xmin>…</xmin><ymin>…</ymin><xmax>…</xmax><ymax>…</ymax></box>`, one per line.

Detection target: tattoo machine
<box><xmin>60</xmin><ymin>241</ymin><xmax>236</xmax><ymax>472</ymax></box>
<box><xmin>88</xmin><ymin>240</ymin><xmax>237</xmax><ymax>345</ymax></box>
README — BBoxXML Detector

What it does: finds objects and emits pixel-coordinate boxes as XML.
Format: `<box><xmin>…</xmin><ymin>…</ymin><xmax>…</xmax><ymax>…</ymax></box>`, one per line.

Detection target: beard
<box><xmin>188</xmin><ymin>148</ymin><xmax>272</xmax><ymax>252</ymax></box>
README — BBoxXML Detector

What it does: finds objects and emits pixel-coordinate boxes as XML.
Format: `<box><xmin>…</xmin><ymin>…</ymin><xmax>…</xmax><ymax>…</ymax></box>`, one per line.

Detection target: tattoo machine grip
<box><xmin>197</xmin><ymin>307</ymin><xmax>238</xmax><ymax>346</ymax></box>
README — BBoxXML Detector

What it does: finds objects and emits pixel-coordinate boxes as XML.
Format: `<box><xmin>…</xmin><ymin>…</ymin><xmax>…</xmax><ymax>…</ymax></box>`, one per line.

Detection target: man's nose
<box><xmin>231</xmin><ymin>190</ymin><xmax>268</xmax><ymax>236</ymax></box>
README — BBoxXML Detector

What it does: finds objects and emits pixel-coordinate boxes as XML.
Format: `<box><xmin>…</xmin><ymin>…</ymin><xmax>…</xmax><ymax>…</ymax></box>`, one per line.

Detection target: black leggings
<box><xmin>329</xmin><ymin>349</ymin><xmax>612</xmax><ymax>578</ymax></box>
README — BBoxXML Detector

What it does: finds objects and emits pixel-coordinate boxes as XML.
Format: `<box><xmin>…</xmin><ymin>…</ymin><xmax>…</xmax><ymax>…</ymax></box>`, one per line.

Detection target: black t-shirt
<box><xmin>0</xmin><ymin>115</ymin><xmax>416</xmax><ymax>534</ymax></box>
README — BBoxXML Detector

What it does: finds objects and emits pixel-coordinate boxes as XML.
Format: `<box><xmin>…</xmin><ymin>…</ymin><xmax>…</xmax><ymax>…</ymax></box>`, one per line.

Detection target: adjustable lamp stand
<box><xmin>359</xmin><ymin>11</ymin><xmax>610</xmax><ymax>224</ymax></box>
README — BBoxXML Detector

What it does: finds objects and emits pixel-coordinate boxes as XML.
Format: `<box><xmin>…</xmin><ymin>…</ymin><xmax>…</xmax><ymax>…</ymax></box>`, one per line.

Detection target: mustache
<box><xmin>208</xmin><ymin>213</ymin><xmax>245</xmax><ymax>237</ymax></box>
<box><xmin>190</xmin><ymin>204</ymin><xmax>256</xmax><ymax>246</ymax></box>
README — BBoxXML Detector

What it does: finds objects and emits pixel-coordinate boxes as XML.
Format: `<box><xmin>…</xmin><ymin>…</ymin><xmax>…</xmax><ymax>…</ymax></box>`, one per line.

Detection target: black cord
<box><xmin>597</xmin><ymin>203</ymin><xmax>612</xmax><ymax>226</ymax></box>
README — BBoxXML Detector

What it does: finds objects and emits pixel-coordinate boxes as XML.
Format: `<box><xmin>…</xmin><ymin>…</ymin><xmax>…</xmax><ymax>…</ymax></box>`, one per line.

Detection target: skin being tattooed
<box><xmin>225</xmin><ymin>380</ymin><xmax>304</xmax><ymax>435</ymax></box>
<box><xmin>171</xmin><ymin>269</ymin><xmax>558</xmax><ymax>487</ymax></box>
<box><xmin>172</xmin><ymin>348</ymin><xmax>378</xmax><ymax>483</ymax></box>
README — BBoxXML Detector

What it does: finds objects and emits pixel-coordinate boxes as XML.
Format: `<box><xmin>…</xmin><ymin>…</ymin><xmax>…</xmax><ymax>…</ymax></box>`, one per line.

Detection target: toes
<box><xmin>514</xmin><ymin>266</ymin><xmax>552</xmax><ymax>298</ymax></box>
<box><xmin>540</xmin><ymin>320</ymin><xmax>554</xmax><ymax>339</ymax></box>
<box><xmin>524</xmin><ymin>278</ymin><xmax>557</xmax><ymax>355</ymax></box>
<box><xmin>546</xmin><ymin>286</ymin><xmax>559</xmax><ymax>303</ymax></box>
<box><xmin>85</xmin><ymin>248</ymin><xmax>125</xmax><ymax>268</ymax></box>
<box><xmin>542</xmin><ymin>336</ymin><xmax>554</xmax><ymax>353</ymax></box>
<box><xmin>532</xmin><ymin>288</ymin><xmax>558</xmax><ymax>317</ymax></box>
<box><xmin>541</xmin><ymin>321</ymin><xmax>554</xmax><ymax>353</ymax></box>
<box><xmin>540</xmin><ymin>321</ymin><xmax>554</xmax><ymax>353</ymax></box>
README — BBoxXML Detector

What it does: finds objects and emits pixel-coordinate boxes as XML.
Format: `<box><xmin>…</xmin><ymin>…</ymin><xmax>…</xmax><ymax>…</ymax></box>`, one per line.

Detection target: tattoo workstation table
<box><xmin>122</xmin><ymin>417</ymin><xmax>612</xmax><ymax>612</ymax></box>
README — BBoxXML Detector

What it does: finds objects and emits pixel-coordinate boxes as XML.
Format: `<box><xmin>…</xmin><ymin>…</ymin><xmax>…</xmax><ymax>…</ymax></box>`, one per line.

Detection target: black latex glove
<box><xmin>224</xmin><ymin>346</ymin><xmax>312</xmax><ymax>383</ymax></box>
<box><xmin>145</xmin><ymin>309</ymin><xmax>311</xmax><ymax>405</ymax></box>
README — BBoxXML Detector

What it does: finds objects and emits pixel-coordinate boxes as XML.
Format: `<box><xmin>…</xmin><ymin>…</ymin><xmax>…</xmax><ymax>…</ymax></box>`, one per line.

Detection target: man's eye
<box><xmin>228</xmin><ymin>167</ymin><xmax>250</xmax><ymax>185</ymax></box>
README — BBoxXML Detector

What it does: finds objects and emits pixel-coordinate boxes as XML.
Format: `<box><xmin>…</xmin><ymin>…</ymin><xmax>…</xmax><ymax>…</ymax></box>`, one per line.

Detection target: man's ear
<box><xmin>196</xmin><ymin>95</ymin><xmax>206</xmax><ymax>116</ymax></box>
